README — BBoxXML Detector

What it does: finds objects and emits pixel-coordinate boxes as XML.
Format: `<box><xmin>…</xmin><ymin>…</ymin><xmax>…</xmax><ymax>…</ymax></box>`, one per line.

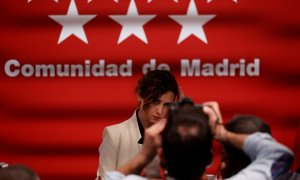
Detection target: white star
<box><xmin>28</xmin><ymin>0</ymin><xmax>58</xmax><ymax>3</ymax></box>
<box><xmin>28</xmin><ymin>0</ymin><xmax>93</xmax><ymax>3</ymax></box>
<box><xmin>169</xmin><ymin>0</ymin><xmax>215</xmax><ymax>44</ymax></box>
<box><xmin>207</xmin><ymin>0</ymin><xmax>238</xmax><ymax>3</ymax></box>
<box><xmin>114</xmin><ymin>0</ymin><xmax>179</xmax><ymax>3</ymax></box>
<box><xmin>109</xmin><ymin>0</ymin><xmax>156</xmax><ymax>44</ymax></box>
<box><xmin>147</xmin><ymin>0</ymin><xmax>178</xmax><ymax>3</ymax></box>
<box><xmin>49</xmin><ymin>0</ymin><xmax>96</xmax><ymax>44</ymax></box>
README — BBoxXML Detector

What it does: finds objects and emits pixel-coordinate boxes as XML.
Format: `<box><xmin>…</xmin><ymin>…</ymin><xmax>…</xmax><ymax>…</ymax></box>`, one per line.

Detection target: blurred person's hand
<box><xmin>141</xmin><ymin>118</ymin><xmax>167</xmax><ymax>162</ymax></box>
<box><xmin>117</xmin><ymin>118</ymin><xmax>167</xmax><ymax>176</ymax></box>
<box><xmin>203</xmin><ymin>101</ymin><xmax>227</xmax><ymax>142</ymax></box>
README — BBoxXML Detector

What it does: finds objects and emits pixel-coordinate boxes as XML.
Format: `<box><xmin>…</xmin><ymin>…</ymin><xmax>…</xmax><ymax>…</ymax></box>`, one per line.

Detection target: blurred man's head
<box><xmin>162</xmin><ymin>98</ymin><xmax>213</xmax><ymax>180</ymax></box>
<box><xmin>0</xmin><ymin>164</ymin><xmax>39</xmax><ymax>180</ymax></box>
<box><xmin>221</xmin><ymin>115</ymin><xmax>271</xmax><ymax>178</ymax></box>
<box><xmin>136</xmin><ymin>70</ymin><xmax>179</xmax><ymax>127</ymax></box>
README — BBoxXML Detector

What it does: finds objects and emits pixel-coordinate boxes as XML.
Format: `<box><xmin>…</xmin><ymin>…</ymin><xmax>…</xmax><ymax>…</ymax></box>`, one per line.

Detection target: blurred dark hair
<box><xmin>221</xmin><ymin>115</ymin><xmax>271</xmax><ymax>178</ymax></box>
<box><xmin>226</xmin><ymin>115</ymin><xmax>271</xmax><ymax>134</ymax></box>
<box><xmin>162</xmin><ymin>98</ymin><xmax>213</xmax><ymax>180</ymax></box>
<box><xmin>0</xmin><ymin>164</ymin><xmax>39</xmax><ymax>180</ymax></box>
<box><xmin>136</xmin><ymin>70</ymin><xmax>179</xmax><ymax>109</ymax></box>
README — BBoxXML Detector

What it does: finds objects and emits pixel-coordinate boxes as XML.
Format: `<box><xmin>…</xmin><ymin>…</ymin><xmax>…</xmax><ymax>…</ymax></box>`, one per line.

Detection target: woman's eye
<box><xmin>164</xmin><ymin>103</ymin><xmax>171</xmax><ymax>107</ymax></box>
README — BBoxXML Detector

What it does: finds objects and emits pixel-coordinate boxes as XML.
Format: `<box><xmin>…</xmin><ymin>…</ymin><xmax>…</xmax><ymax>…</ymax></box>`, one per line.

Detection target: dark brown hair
<box><xmin>0</xmin><ymin>164</ymin><xmax>38</xmax><ymax>180</ymax></box>
<box><xmin>136</xmin><ymin>70</ymin><xmax>179</xmax><ymax>109</ymax></box>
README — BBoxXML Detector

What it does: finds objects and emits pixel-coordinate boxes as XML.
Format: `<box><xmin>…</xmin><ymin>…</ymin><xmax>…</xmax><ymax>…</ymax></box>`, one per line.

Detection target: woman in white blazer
<box><xmin>96</xmin><ymin>70</ymin><xmax>179</xmax><ymax>179</ymax></box>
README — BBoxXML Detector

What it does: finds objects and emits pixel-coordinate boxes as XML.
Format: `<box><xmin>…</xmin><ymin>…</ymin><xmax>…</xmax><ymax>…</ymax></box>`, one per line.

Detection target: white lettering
<box><xmin>21</xmin><ymin>64</ymin><xmax>34</xmax><ymax>77</ymax></box>
<box><xmin>247</xmin><ymin>58</ymin><xmax>260</xmax><ymax>76</ymax></box>
<box><xmin>5</xmin><ymin>59</ymin><xmax>20</xmax><ymax>77</ymax></box>
<box><xmin>181</xmin><ymin>59</ymin><xmax>200</xmax><ymax>77</ymax></box>
<box><xmin>120</xmin><ymin>60</ymin><xmax>133</xmax><ymax>77</ymax></box>
<box><xmin>92</xmin><ymin>60</ymin><xmax>105</xmax><ymax>77</ymax></box>
<box><xmin>180</xmin><ymin>58</ymin><xmax>261</xmax><ymax>77</ymax></box>
<box><xmin>215</xmin><ymin>59</ymin><xmax>229</xmax><ymax>76</ymax></box>
<box><xmin>35</xmin><ymin>64</ymin><xmax>55</xmax><ymax>77</ymax></box>
<box><xmin>202</xmin><ymin>63</ymin><xmax>214</xmax><ymax>76</ymax></box>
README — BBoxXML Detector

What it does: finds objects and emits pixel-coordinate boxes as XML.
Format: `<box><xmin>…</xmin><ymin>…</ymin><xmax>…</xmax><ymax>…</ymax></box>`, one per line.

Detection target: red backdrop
<box><xmin>0</xmin><ymin>0</ymin><xmax>299</xmax><ymax>179</ymax></box>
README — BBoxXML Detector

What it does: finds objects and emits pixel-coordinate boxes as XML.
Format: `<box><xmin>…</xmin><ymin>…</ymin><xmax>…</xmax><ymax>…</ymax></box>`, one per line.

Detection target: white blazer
<box><xmin>97</xmin><ymin>112</ymin><xmax>143</xmax><ymax>179</ymax></box>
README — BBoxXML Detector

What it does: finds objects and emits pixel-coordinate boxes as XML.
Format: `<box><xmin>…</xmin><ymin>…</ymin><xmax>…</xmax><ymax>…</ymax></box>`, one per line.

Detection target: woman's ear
<box><xmin>137</xmin><ymin>95</ymin><xmax>143</xmax><ymax>108</ymax></box>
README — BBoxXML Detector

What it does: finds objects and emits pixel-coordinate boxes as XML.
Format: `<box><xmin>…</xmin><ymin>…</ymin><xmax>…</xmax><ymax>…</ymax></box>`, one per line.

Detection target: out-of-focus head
<box><xmin>0</xmin><ymin>164</ymin><xmax>39</xmax><ymax>180</ymax></box>
<box><xmin>136</xmin><ymin>70</ymin><xmax>179</xmax><ymax>125</ymax></box>
<box><xmin>225</xmin><ymin>115</ymin><xmax>271</xmax><ymax>134</ymax></box>
<box><xmin>162</xmin><ymin>98</ymin><xmax>213</xmax><ymax>180</ymax></box>
<box><xmin>221</xmin><ymin>115</ymin><xmax>271</xmax><ymax>178</ymax></box>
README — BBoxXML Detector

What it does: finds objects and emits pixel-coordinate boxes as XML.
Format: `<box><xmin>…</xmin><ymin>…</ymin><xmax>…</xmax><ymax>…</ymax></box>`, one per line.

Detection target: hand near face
<box><xmin>141</xmin><ymin>118</ymin><xmax>167</xmax><ymax>162</ymax></box>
